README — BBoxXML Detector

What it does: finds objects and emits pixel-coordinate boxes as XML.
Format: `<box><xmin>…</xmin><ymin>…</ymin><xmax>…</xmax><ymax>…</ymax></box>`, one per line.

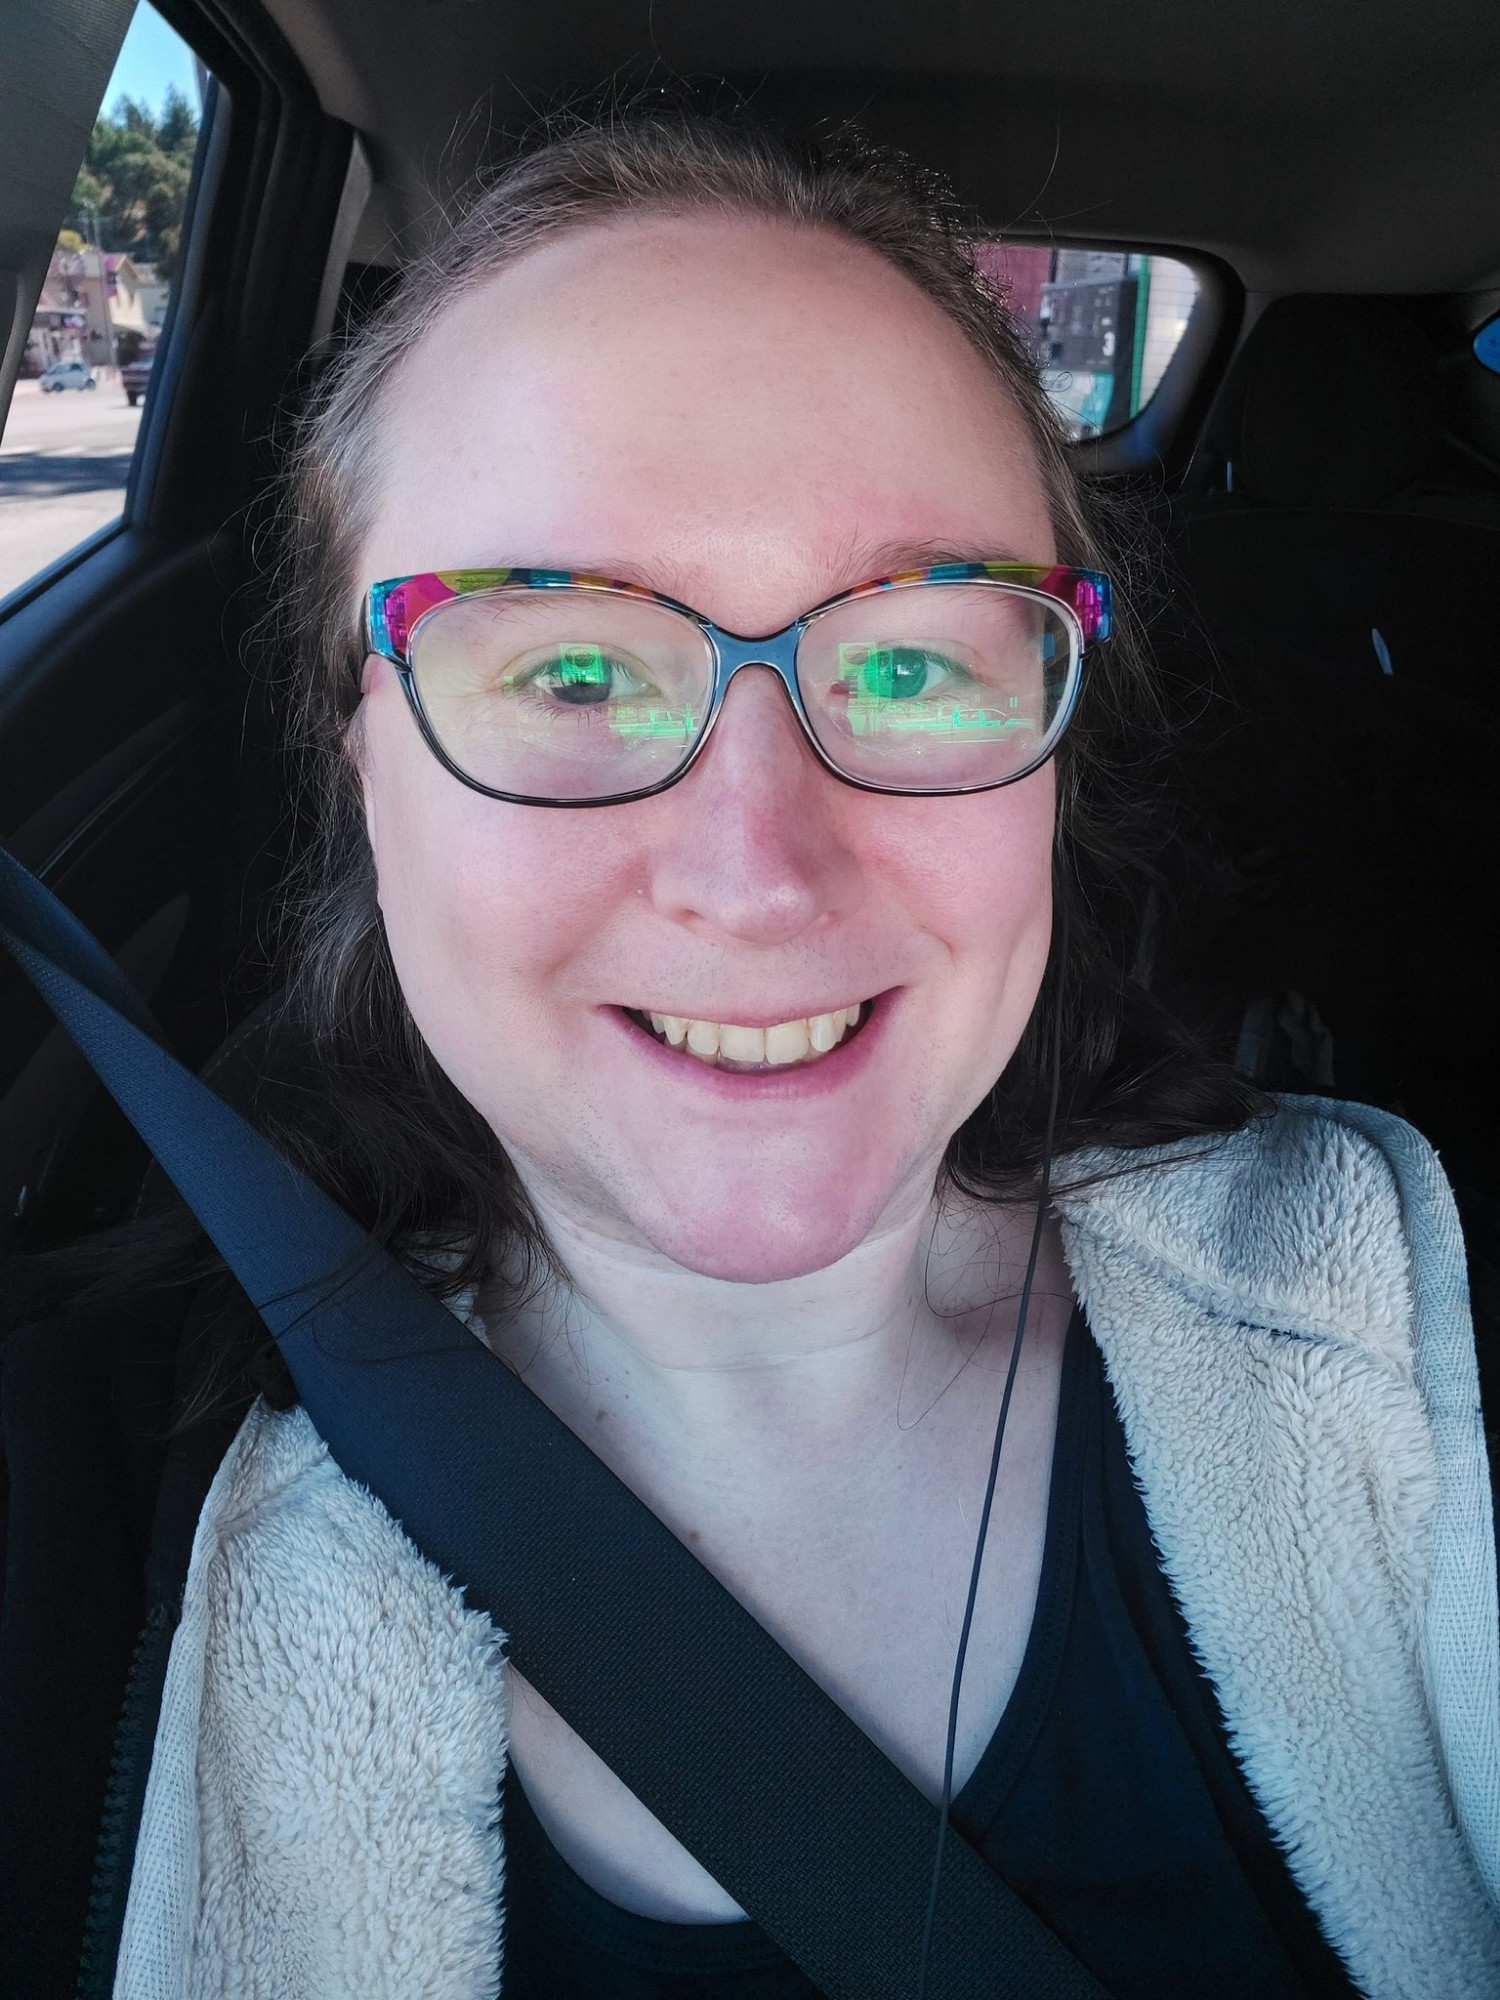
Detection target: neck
<box><xmin>481</xmin><ymin>1183</ymin><xmax>1066</xmax><ymax>1470</ymax></box>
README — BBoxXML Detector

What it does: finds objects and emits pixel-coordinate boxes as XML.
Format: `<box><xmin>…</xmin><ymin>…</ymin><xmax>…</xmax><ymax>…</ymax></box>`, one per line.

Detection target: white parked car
<box><xmin>37</xmin><ymin>359</ymin><xmax>95</xmax><ymax>392</ymax></box>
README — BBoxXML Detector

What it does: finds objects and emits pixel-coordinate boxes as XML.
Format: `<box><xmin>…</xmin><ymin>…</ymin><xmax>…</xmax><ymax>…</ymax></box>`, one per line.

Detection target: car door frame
<box><xmin>0</xmin><ymin>0</ymin><xmax>355</xmax><ymax>1253</ymax></box>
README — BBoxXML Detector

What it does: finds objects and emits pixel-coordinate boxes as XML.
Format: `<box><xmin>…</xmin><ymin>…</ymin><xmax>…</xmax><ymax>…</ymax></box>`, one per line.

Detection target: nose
<box><xmin>647</xmin><ymin>666</ymin><xmax>863</xmax><ymax>945</ymax></box>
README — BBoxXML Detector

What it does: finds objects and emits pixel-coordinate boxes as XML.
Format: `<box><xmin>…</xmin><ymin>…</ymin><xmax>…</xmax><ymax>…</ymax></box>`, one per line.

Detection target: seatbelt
<box><xmin>0</xmin><ymin>843</ymin><xmax>1108</xmax><ymax>2000</ymax></box>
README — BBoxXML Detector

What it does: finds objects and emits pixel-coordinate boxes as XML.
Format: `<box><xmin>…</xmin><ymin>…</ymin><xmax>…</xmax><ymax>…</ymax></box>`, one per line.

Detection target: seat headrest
<box><xmin>1235</xmin><ymin>297</ymin><xmax>1444</xmax><ymax>508</ymax></box>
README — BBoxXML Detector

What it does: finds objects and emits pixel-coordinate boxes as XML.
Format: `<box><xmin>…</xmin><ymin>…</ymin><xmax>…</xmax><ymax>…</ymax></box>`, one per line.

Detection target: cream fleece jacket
<box><xmin>113</xmin><ymin>1097</ymin><xmax>1500</xmax><ymax>1999</ymax></box>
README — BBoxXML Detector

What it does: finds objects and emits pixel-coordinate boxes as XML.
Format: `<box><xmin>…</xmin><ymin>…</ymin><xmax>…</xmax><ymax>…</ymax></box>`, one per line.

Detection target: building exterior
<box><xmin>972</xmin><ymin>240</ymin><xmax>1200</xmax><ymax>441</ymax></box>
<box><xmin>133</xmin><ymin>262</ymin><xmax>171</xmax><ymax>335</ymax></box>
<box><xmin>23</xmin><ymin>246</ymin><xmax>153</xmax><ymax>375</ymax></box>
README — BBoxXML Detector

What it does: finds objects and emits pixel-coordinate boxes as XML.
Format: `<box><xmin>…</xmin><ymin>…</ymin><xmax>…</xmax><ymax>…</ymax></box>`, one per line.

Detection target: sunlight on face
<box><xmin>357</xmin><ymin>213</ymin><xmax>1058</xmax><ymax>1281</ymax></box>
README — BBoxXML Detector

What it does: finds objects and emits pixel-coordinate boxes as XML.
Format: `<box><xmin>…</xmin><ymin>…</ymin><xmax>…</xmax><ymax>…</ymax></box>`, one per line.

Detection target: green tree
<box><xmin>65</xmin><ymin>86</ymin><xmax>199</xmax><ymax>281</ymax></box>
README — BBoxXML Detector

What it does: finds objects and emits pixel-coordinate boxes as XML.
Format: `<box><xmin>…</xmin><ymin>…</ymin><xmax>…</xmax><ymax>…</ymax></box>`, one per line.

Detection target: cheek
<box><xmin>883</xmin><ymin>770</ymin><xmax>1056</xmax><ymax>1095</ymax></box>
<box><xmin>890</xmin><ymin>765</ymin><xmax>1055</xmax><ymax>973</ymax></box>
<box><xmin>357</xmin><ymin>677</ymin><xmax>624</xmax><ymax>1060</ymax></box>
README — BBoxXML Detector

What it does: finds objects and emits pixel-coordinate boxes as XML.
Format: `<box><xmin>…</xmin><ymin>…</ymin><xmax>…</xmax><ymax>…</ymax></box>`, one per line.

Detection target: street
<box><xmin>0</xmin><ymin>377</ymin><xmax>143</xmax><ymax>600</ymax></box>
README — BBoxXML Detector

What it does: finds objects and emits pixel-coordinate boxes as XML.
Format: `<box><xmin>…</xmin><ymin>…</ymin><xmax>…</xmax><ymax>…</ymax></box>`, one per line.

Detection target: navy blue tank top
<box><xmin>498</xmin><ymin>1314</ymin><xmax>1361</xmax><ymax>1998</ymax></box>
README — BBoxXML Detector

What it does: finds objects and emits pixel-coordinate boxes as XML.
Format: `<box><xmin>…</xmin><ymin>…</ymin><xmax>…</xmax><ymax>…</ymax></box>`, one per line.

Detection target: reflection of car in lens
<box><xmin>38</xmin><ymin>359</ymin><xmax>95</xmax><ymax>392</ymax></box>
<box><xmin>121</xmin><ymin>344</ymin><xmax>156</xmax><ymax>407</ymax></box>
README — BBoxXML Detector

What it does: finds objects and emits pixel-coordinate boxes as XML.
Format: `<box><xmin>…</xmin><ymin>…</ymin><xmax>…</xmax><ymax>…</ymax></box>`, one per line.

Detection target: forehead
<box><xmin>363</xmin><ymin>213</ymin><xmax>1055</xmax><ymax>615</ymax></box>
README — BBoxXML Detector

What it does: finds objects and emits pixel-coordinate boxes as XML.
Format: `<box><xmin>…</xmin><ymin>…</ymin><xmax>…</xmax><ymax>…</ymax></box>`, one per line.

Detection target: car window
<box><xmin>974</xmin><ymin>244</ymin><xmax>1201</xmax><ymax>441</ymax></box>
<box><xmin>0</xmin><ymin>1</ymin><xmax>209</xmax><ymax>604</ymax></box>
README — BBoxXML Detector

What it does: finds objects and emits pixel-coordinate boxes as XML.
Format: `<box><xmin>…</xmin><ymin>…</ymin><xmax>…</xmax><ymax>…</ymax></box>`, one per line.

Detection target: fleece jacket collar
<box><xmin>1055</xmin><ymin>1096</ymin><xmax>1500</xmax><ymax>1998</ymax></box>
<box><xmin>114</xmin><ymin>1099</ymin><xmax>1500</xmax><ymax>1999</ymax></box>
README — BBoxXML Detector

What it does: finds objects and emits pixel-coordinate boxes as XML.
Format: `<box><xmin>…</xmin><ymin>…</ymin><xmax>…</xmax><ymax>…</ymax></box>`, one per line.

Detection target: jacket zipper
<box><xmin>75</xmin><ymin>1601</ymin><xmax>177</xmax><ymax>2000</ymax></box>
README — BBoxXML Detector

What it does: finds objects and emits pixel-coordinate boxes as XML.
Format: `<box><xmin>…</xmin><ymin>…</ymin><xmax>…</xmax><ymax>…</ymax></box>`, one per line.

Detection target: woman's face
<box><xmin>357</xmin><ymin>213</ymin><xmax>1059</xmax><ymax>1283</ymax></box>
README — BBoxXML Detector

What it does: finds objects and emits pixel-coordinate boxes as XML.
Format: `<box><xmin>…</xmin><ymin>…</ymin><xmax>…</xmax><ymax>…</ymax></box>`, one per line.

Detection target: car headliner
<box><xmin>263</xmin><ymin>0</ymin><xmax>1500</xmax><ymax>294</ymax></box>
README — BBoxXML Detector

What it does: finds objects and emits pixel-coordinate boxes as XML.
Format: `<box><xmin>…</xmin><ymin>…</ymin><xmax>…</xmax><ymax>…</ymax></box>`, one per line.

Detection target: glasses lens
<box><xmin>796</xmin><ymin>582</ymin><xmax>1079</xmax><ymax>789</ymax></box>
<box><xmin>408</xmin><ymin>588</ymin><xmax>715</xmax><ymax>801</ymax></box>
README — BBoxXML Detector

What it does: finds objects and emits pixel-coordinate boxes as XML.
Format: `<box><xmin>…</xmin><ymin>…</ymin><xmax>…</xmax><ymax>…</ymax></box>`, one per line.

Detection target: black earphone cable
<box><xmin>913</xmin><ymin>917</ymin><xmax>1068</xmax><ymax>1999</ymax></box>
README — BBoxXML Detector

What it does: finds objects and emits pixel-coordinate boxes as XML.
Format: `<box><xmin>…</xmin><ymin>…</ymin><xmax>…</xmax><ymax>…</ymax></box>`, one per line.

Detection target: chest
<box><xmin>502</xmin><ymin>1325</ymin><xmax>1066</xmax><ymax>1922</ymax></box>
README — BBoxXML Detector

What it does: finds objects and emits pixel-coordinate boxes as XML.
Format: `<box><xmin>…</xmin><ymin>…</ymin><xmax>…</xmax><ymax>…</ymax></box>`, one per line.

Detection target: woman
<box><xmin>2</xmin><ymin>115</ymin><xmax>1497</xmax><ymax>2000</ymax></box>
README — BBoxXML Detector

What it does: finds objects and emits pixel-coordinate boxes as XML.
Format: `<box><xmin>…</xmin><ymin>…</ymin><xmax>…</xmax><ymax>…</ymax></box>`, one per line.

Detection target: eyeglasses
<box><xmin>362</xmin><ymin>562</ymin><xmax>1112</xmax><ymax>807</ymax></box>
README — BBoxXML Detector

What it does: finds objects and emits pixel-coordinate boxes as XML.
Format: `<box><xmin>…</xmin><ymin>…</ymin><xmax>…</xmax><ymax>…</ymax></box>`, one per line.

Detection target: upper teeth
<box><xmin>645</xmin><ymin>1005</ymin><xmax>864</xmax><ymax>1066</ymax></box>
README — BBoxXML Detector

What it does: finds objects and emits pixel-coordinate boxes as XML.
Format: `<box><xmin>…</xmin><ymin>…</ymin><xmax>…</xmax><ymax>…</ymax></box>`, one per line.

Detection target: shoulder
<box><xmin>0</xmin><ymin>1289</ymin><xmax>241</xmax><ymax>1997</ymax></box>
<box><xmin>1054</xmin><ymin>1094</ymin><xmax>1459</xmax><ymax>1369</ymax></box>
<box><xmin>1058</xmin><ymin>1098</ymin><xmax>1500</xmax><ymax>1929</ymax></box>
<box><xmin>0</xmin><ymin>1279</ymin><xmax>262</xmax><ymax>1677</ymax></box>
<box><xmin>1057</xmin><ymin>1101</ymin><xmax>1500</xmax><ymax>1962</ymax></box>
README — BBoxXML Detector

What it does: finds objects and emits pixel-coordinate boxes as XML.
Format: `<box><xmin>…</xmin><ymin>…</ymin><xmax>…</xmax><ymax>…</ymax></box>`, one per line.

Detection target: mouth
<box><xmin>622</xmin><ymin>1001</ymin><xmax>872</xmax><ymax>1073</ymax></box>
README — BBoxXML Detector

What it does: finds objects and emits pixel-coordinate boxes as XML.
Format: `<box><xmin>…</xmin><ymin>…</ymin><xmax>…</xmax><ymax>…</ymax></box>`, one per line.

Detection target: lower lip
<box><xmin>605</xmin><ymin>996</ymin><xmax>893</xmax><ymax>1100</ymax></box>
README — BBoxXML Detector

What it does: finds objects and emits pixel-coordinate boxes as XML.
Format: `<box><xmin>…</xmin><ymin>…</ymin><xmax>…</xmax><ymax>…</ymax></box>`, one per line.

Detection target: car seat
<box><xmin>1155</xmin><ymin>295</ymin><xmax>1500</xmax><ymax>1189</ymax></box>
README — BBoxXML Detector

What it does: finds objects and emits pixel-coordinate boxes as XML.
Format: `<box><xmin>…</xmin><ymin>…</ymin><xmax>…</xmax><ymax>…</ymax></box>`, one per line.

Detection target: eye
<box><xmin>515</xmin><ymin>645</ymin><xmax>652</xmax><ymax>706</ymax></box>
<box><xmin>837</xmin><ymin>644</ymin><xmax>967</xmax><ymax>701</ymax></box>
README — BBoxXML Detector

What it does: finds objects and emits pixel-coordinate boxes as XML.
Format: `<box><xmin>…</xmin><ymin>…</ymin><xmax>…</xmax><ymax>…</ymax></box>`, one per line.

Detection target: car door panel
<box><xmin>0</xmin><ymin>0</ymin><xmax>353</xmax><ymax>1249</ymax></box>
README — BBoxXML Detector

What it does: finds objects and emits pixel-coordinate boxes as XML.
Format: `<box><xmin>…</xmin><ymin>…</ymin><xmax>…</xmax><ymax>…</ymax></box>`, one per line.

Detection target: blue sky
<box><xmin>100</xmin><ymin>3</ymin><xmax>203</xmax><ymax>121</ymax></box>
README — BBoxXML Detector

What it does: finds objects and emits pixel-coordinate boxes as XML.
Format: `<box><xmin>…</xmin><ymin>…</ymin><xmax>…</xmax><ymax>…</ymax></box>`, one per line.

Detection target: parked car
<box><xmin>121</xmin><ymin>343</ymin><xmax>156</xmax><ymax>407</ymax></box>
<box><xmin>37</xmin><ymin>358</ymin><xmax>95</xmax><ymax>392</ymax></box>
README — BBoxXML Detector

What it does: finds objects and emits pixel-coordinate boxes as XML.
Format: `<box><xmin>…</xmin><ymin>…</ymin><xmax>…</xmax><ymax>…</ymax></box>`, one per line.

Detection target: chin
<box><xmin>631</xmin><ymin>1182</ymin><xmax>895</xmax><ymax>1285</ymax></box>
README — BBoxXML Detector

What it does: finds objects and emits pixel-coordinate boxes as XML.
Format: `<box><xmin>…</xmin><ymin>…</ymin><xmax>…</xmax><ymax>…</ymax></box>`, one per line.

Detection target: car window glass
<box><xmin>0</xmin><ymin>1</ymin><xmax>209</xmax><ymax>604</ymax></box>
<box><xmin>974</xmin><ymin>245</ymin><xmax>1201</xmax><ymax>441</ymax></box>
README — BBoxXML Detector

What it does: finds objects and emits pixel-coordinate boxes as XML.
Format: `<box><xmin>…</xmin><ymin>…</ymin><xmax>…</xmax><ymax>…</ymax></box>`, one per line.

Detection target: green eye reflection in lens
<box><xmin>507</xmin><ymin>646</ymin><xmax>698</xmax><ymax>742</ymax></box>
<box><xmin>834</xmin><ymin>643</ymin><xmax>1042</xmax><ymax>741</ymax></box>
<box><xmin>529</xmin><ymin>645</ymin><xmax>624</xmax><ymax>705</ymax></box>
<box><xmin>838</xmin><ymin>643</ymin><xmax>954</xmax><ymax>701</ymax></box>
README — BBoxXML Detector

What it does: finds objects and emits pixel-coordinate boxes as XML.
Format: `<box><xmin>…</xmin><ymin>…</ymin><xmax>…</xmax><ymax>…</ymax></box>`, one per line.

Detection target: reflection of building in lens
<box><xmin>607</xmin><ymin>706</ymin><xmax>698</xmax><ymax>740</ymax></box>
<box><xmin>846</xmin><ymin>703</ymin><xmax>1037</xmax><ymax>737</ymax></box>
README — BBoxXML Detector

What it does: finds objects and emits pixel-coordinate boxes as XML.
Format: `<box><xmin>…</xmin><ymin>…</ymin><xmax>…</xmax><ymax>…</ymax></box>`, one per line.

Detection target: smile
<box><xmin>624</xmin><ymin>1003</ymin><xmax>868</xmax><ymax>1071</ymax></box>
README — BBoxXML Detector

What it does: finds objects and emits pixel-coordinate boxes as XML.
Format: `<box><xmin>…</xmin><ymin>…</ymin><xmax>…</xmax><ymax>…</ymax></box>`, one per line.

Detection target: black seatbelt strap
<box><xmin>1</xmin><ymin>844</ymin><xmax>1108</xmax><ymax>2000</ymax></box>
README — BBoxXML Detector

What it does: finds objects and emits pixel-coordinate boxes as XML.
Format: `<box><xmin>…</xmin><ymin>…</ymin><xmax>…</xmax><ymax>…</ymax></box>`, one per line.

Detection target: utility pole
<box><xmin>86</xmin><ymin>205</ymin><xmax>116</xmax><ymax>370</ymax></box>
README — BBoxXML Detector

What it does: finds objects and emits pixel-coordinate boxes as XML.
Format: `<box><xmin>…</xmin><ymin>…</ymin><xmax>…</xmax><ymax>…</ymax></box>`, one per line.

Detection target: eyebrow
<box><xmin>513</xmin><ymin>539</ymin><xmax>1033</xmax><ymax>605</ymax></box>
<box><xmin>836</xmin><ymin>536</ymin><xmax>1031</xmax><ymax>580</ymax></box>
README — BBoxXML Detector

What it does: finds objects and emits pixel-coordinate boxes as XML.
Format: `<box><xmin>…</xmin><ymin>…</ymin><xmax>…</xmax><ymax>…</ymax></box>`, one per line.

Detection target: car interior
<box><xmin>2</xmin><ymin>0</ymin><xmax>1499</xmax><ymax>1430</ymax></box>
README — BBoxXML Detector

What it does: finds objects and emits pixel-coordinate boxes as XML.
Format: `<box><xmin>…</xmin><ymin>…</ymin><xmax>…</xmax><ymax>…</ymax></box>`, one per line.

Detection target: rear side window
<box><xmin>0</xmin><ymin>1</ymin><xmax>209</xmax><ymax>603</ymax></box>
<box><xmin>975</xmin><ymin>244</ymin><xmax>1201</xmax><ymax>441</ymax></box>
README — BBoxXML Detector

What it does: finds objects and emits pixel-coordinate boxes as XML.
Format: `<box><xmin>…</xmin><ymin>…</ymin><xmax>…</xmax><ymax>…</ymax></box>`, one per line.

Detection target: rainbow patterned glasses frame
<box><xmin>363</xmin><ymin>562</ymin><xmax>1114</xmax><ymax>807</ymax></box>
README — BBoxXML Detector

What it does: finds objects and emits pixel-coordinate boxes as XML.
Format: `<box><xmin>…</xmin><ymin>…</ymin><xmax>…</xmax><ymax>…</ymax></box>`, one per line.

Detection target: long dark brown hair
<box><xmin>9</xmin><ymin>110</ymin><xmax>1265</xmax><ymax>1376</ymax></box>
